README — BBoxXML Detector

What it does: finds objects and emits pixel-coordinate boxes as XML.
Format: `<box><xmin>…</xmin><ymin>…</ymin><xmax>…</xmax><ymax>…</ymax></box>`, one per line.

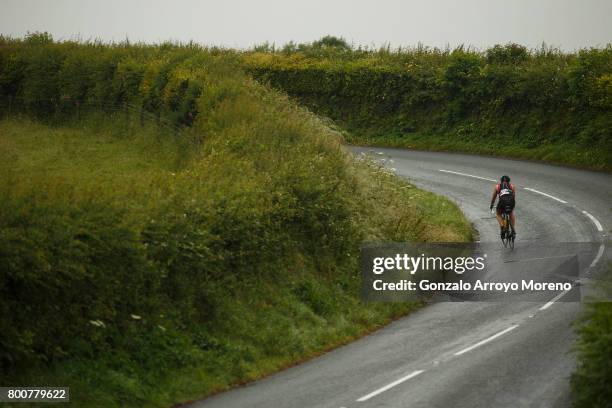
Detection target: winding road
<box><xmin>190</xmin><ymin>148</ymin><xmax>610</xmax><ymax>408</ymax></box>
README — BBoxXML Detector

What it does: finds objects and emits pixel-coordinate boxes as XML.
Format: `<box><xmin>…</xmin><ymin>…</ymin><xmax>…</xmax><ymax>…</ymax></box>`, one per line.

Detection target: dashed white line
<box><xmin>582</xmin><ymin>210</ymin><xmax>604</xmax><ymax>232</ymax></box>
<box><xmin>523</xmin><ymin>187</ymin><xmax>568</xmax><ymax>204</ymax></box>
<box><xmin>453</xmin><ymin>325</ymin><xmax>519</xmax><ymax>356</ymax></box>
<box><xmin>539</xmin><ymin>287</ymin><xmax>573</xmax><ymax>310</ymax></box>
<box><xmin>356</xmin><ymin>370</ymin><xmax>425</xmax><ymax>402</ymax></box>
<box><xmin>438</xmin><ymin>169</ymin><xmax>496</xmax><ymax>182</ymax></box>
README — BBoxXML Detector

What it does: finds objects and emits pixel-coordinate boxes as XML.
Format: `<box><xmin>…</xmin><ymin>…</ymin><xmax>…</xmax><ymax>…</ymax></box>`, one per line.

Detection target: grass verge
<box><xmin>346</xmin><ymin>132</ymin><xmax>611</xmax><ymax>172</ymax></box>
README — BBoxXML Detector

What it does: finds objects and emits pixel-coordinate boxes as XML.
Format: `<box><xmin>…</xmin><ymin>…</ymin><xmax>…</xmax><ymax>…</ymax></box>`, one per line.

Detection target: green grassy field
<box><xmin>0</xmin><ymin>117</ymin><xmax>184</xmax><ymax>193</ymax></box>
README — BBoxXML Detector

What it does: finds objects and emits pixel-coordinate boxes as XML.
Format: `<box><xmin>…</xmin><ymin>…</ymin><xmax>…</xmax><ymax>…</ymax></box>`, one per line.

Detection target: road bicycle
<box><xmin>499</xmin><ymin>206</ymin><xmax>515</xmax><ymax>249</ymax></box>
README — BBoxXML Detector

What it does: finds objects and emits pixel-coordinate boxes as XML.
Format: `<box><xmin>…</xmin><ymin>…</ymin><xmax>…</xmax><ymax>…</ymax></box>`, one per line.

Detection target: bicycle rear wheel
<box><xmin>501</xmin><ymin>216</ymin><xmax>509</xmax><ymax>247</ymax></box>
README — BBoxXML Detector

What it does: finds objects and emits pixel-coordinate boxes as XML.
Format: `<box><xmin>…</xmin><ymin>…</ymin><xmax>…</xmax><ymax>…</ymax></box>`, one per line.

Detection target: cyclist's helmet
<box><xmin>500</xmin><ymin>175</ymin><xmax>510</xmax><ymax>183</ymax></box>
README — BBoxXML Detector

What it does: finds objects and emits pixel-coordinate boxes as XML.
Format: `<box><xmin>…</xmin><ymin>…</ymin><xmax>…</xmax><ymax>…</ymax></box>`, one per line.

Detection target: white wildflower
<box><xmin>89</xmin><ymin>320</ymin><xmax>105</xmax><ymax>328</ymax></box>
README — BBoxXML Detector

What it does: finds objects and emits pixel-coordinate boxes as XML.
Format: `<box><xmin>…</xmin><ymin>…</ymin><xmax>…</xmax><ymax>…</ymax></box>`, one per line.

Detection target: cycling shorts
<box><xmin>496</xmin><ymin>195</ymin><xmax>515</xmax><ymax>214</ymax></box>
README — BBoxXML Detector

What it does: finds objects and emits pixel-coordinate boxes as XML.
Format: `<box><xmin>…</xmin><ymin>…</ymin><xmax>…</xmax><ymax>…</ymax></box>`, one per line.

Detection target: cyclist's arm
<box><xmin>490</xmin><ymin>187</ymin><xmax>498</xmax><ymax>208</ymax></box>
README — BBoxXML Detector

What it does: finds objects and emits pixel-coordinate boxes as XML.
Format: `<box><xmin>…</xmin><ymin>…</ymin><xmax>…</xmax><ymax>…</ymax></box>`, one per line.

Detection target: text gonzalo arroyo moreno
<box><xmin>370</xmin><ymin>253</ymin><xmax>572</xmax><ymax>294</ymax></box>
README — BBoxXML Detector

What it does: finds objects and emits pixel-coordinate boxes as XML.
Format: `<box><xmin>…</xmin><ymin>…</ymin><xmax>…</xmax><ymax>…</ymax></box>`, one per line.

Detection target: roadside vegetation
<box><xmin>571</xmin><ymin>265</ymin><xmax>612</xmax><ymax>408</ymax></box>
<box><xmin>244</xmin><ymin>38</ymin><xmax>612</xmax><ymax>170</ymax></box>
<box><xmin>0</xmin><ymin>34</ymin><xmax>471</xmax><ymax>407</ymax></box>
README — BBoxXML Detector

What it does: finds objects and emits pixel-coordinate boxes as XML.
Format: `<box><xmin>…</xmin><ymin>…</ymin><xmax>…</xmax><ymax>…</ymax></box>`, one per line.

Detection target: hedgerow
<box><xmin>243</xmin><ymin>42</ymin><xmax>612</xmax><ymax>169</ymax></box>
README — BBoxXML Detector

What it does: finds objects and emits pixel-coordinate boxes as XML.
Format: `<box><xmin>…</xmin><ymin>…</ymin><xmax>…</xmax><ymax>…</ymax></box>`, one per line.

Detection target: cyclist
<box><xmin>490</xmin><ymin>175</ymin><xmax>516</xmax><ymax>238</ymax></box>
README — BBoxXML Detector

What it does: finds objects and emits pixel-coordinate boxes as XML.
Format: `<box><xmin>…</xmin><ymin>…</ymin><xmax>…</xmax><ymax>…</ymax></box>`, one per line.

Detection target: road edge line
<box><xmin>581</xmin><ymin>210</ymin><xmax>604</xmax><ymax>232</ymax></box>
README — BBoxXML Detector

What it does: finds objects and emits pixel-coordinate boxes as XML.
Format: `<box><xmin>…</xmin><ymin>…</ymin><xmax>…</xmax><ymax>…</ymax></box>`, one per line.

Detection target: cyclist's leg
<box><xmin>510</xmin><ymin>209</ymin><xmax>517</xmax><ymax>235</ymax></box>
<box><xmin>495</xmin><ymin>206</ymin><xmax>505</xmax><ymax>238</ymax></box>
<box><xmin>495</xmin><ymin>211</ymin><xmax>504</xmax><ymax>227</ymax></box>
<box><xmin>495</xmin><ymin>201</ymin><xmax>506</xmax><ymax>227</ymax></box>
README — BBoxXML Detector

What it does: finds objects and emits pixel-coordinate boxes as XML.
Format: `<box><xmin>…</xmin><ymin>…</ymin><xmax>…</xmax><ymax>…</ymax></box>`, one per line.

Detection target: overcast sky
<box><xmin>1</xmin><ymin>0</ymin><xmax>610</xmax><ymax>50</ymax></box>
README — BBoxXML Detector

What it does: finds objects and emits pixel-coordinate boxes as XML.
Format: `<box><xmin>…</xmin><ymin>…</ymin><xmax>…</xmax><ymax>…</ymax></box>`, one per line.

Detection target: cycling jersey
<box><xmin>496</xmin><ymin>182</ymin><xmax>515</xmax><ymax>198</ymax></box>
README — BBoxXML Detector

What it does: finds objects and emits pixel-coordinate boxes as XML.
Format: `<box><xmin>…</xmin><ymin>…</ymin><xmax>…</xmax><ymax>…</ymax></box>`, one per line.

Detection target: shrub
<box><xmin>571</xmin><ymin>302</ymin><xmax>612</xmax><ymax>408</ymax></box>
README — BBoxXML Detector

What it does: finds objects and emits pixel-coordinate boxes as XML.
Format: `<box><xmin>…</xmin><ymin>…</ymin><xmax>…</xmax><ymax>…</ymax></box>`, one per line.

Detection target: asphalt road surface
<box><xmin>189</xmin><ymin>148</ymin><xmax>610</xmax><ymax>408</ymax></box>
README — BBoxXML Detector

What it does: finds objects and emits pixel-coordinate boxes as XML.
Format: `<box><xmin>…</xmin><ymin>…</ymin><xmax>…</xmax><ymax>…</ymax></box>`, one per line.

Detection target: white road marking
<box><xmin>582</xmin><ymin>210</ymin><xmax>604</xmax><ymax>232</ymax></box>
<box><xmin>438</xmin><ymin>169</ymin><xmax>496</xmax><ymax>182</ymax></box>
<box><xmin>356</xmin><ymin>370</ymin><xmax>425</xmax><ymax>402</ymax></box>
<box><xmin>453</xmin><ymin>325</ymin><xmax>519</xmax><ymax>356</ymax></box>
<box><xmin>539</xmin><ymin>287</ymin><xmax>573</xmax><ymax>310</ymax></box>
<box><xmin>590</xmin><ymin>243</ymin><xmax>605</xmax><ymax>268</ymax></box>
<box><xmin>523</xmin><ymin>187</ymin><xmax>568</xmax><ymax>204</ymax></box>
